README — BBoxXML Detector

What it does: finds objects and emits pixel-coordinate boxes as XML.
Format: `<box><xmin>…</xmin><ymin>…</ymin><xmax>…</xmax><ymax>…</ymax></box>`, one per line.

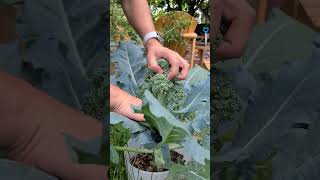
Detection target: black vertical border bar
<box><xmin>210</xmin><ymin>0</ymin><xmax>215</xmax><ymax>178</ymax></box>
<box><xmin>103</xmin><ymin>0</ymin><xmax>110</xmax><ymax>173</ymax></box>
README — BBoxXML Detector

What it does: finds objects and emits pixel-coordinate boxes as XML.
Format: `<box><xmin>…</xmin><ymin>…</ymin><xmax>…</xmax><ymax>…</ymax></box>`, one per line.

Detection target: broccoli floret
<box><xmin>212</xmin><ymin>67</ymin><xmax>242</xmax><ymax>122</ymax></box>
<box><xmin>139</xmin><ymin>58</ymin><xmax>186</xmax><ymax>111</ymax></box>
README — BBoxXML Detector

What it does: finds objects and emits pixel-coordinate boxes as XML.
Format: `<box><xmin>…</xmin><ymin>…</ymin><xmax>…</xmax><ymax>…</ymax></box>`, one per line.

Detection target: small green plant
<box><xmin>110</xmin><ymin>124</ymin><xmax>130</xmax><ymax>180</ymax></box>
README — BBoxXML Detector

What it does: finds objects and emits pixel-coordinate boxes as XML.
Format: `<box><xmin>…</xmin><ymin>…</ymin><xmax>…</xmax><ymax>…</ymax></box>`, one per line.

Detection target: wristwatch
<box><xmin>143</xmin><ymin>31</ymin><xmax>164</xmax><ymax>45</ymax></box>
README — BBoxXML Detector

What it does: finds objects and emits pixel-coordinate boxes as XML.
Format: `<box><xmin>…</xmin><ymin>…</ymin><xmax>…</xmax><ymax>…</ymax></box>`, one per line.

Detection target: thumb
<box><xmin>147</xmin><ymin>53</ymin><xmax>163</xmax><ymax>74</ymax></box>
<box><xmin>126</xmin><ymin>112</ymin><xmax>145</xmax><ymax>122</ymax></box>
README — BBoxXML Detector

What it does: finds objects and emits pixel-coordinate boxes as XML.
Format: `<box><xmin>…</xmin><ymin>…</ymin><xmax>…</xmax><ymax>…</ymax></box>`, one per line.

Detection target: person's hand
<box><xmin>110</xmin><ymin>84</ymin><xmax>144</xmax><ymax>121</ymax></box>
<box><xmin>145</xmin><ymin>39</ymin><xmax>190</xmax><ymax>80</ymax></box>
<box><xmin>213</xmin><ymin>0</ymin><xmax>256</xmax><ymax>60</ymax></box>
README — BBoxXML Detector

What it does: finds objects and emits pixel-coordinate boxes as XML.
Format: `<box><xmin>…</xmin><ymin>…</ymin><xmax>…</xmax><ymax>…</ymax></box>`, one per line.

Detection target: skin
<box><xmin>111</xmin><ymin>0</ymin><xmax>190</xmax><ymax>121</ymax></box>
<box><xmin>110</xmin><ymin>84</ymin><xmax>144</xmax><ymax>121</ymax></box>
<box><xmin>213</xmin><ymin>0</ymin><xmax>288</xmax><ymax>60</ymax></box>
<box><xmin>0</xmin><ymin>72</ymin><xmax>107</xmax><ymax>180</ymax></box>
<box><xmin>121</xmin><ymin>0</ymin><xmax>190</xmax><ymax>81</ymax></box>
<box><xmin>213</xmin><ymin>0</ymin><xmax>256</xmax><ymax>60</ymax></box>
<box><xmin>0</xmin><ymin>0</ymin><xmax>190</xmax><ymax>179</ymax></box>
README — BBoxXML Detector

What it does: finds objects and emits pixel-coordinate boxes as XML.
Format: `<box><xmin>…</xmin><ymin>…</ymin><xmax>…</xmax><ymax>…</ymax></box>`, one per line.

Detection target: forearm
<box><xmin>121</xmin><ymin>0</ymin><xmax>155</xmax><ymax>39</ymax></box>
<box><xmin>0</xmin><ymin>72</ymin><xmax>102</xmax><ymax>148</ymax></box>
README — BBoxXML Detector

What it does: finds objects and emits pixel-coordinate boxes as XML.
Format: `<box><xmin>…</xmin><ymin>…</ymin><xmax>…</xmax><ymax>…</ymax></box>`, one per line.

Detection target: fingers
<box><xmin>130</xmin><ymin>95</ymin><xmax>143</xmax><ymax>106</ymax></box>
<box><xmin>113</xmin><ymin>93</ymin><xmax>145</xmax><ymax>121</ymax></box>
<box><xmin>126</xmin><ymin>112</ymin><xmax>145</xmax><ymax>122</ymax></box>
<box><xmin>148</xmin><ymin>54</ymin><xmax>163</xmax><ymax>74</ymax></box>
<box><xmin>126</xmin><ymin>97</ymin><xmax>145</xmax><ymax>121</ymax></box>
<box><xmin>146</xmin><ymin>43</ymin><xmax>190</xmax><ymax>80</ymax></box>
<box><xmin>216</xmin><ymin>0</ymin><xmax>256</xmax><ymax>59</ymax></box>
<box><xmin>177</xmin><ymin>57</ymin><xmax>190</xmax><ymax>80</ymax></box>
<box><xmin>161</xmin><ymin>51</ymin><xmax>189</xmax><ymax>80</ymax></box>
<box><xmin>167</xmin><ymin>57</ymin><xmax>180</xmax><ymax>80</ymax></box>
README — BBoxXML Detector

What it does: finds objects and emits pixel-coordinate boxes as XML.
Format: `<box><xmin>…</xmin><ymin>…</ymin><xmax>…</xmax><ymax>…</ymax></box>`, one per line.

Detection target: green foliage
<box><xmin>211</xmin><ymin>67</ymin><xmax>242</xmax><ymax>152</ymax></box>
<box><xmin>139</xmin><ymin>59</ymin><xmax>186</xmax><ymax>111</ymax></box>
<box><xmin>160</xmin><ymin>12</ymin><xmax>192</xmax><ymax>48</ymax></box>
<box><xmin>149</xmin><ymin>0</ymin><xmax>209</xmax><ymax>23</ymax></box>
<box><xmin>110</xmin><ymin>0</ymin><xmax>140</xmax><ymax>42</ymax></box>
<box><xmin>168</xmin><ymin>160</ymin><xmax>210</xmax><ymax>180</ymax></box>
<box><xmin>110</xmin><ymin>124</ymin><xmax>130</xmax><ymax>180</ymax></box>
<box><xmin>212</xmin><ymin>67</ymin><xmax>242</xmax><ymax>122</ymax></box>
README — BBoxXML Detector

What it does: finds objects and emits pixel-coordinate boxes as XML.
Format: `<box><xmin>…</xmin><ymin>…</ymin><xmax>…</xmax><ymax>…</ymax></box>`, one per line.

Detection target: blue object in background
<box><xmin>195</xmin><ymin>24</ymin><xmax>210</xmax><ymax>35</ymax></box>
<box><xmin>203</xmin><ymin>27</ymin><xmax>209</xmax><ymax>34</ymax></box>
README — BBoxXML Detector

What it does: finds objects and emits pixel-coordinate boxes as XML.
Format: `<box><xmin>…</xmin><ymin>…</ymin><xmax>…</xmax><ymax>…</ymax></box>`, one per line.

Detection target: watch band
<box><xmin>143</xmin><ymin>31</ymin><xmax>163</xmax><ymax>45</ymax></box>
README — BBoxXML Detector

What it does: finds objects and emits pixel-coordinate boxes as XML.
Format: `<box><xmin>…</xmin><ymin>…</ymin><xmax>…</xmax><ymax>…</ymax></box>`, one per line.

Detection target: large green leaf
<box><xmin>213</xmin><ymin>7</ymin><xmax>320</xmax><ymax>180</ymax></box>
<box><xmin>217</xmin><ymin>8</ymin><xmax>316</xmax><ymax>79</ymax></box>
<box><xmin>168</xmin><ymin>160</ymin><xmax>210</xmax><ymax>180</ymax></box>
<box><xmin>183</xmin><ymin>65</ymin><xmax>210</xmax><ymax>87</ymax></box>
<box><xmin>111</xmin><ymin>41</ymin><xmax>147</xmax><ymax>96</ymax></box>
<box><xmin>140</xmin><ymin>90</ymin><xmax>191</xmax><ymax>146</ymax></box>
<box><xmin>214</xmin><ymin>37</ymin><xmax>320</xmax><ymax>179</ymax></box>
<box><xmin>175</xmin><ymin>79</ymin><xmax>210</xmax><ymax>114</ymax></box>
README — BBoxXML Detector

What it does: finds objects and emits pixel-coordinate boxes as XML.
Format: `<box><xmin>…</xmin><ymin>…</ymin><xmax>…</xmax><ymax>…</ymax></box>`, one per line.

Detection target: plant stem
<box><xmin>113</xmin><ymin>144</ymin><xmax>183</xmax><ymax>154</ymax></box>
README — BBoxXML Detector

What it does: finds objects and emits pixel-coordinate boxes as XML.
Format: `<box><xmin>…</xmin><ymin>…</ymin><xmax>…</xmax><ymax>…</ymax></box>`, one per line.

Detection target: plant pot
<box><xmin>124</xmin><ymin>139</ymin><xmax>191</xmax><ymax>180</ymax></box>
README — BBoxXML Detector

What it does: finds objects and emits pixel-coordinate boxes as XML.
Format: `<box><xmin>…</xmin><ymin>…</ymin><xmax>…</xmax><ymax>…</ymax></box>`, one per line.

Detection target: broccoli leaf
<box><xmin>111</xmin><ymin>41</ymin><xmax>147</xmax><ymax>96</ymax></box>
<box><xmin>168</xmin><ymin>160</ymin><xmax>210</xmax><ymax>180</ymax></box>
<box><xmin>110</xmin><ymin>145</ymin><xmax>119</xmax><ymax>164</ymax></box>
<box><xmin>110</xmin><ymin>112</ymin><xmax>146</xmax><ymax>134</ymax></box>
<box><xmin>174</xmin><ymin>78</ymin><xmax>210</xmax><ymax>114</ymax></box>
<box><xmin>139</xmin><ymin>90</ymin><xmax>191</xmax><ymax>146</ymax></box>
<box><xmin>183</xmin><ymin>65</ymin><xmax>210</xmax><ymax>88</ymax></box>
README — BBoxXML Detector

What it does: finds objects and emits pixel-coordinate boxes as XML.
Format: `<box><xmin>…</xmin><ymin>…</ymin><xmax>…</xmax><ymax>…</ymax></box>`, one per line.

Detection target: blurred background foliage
<box><xmin>110</xmin><ymin>0</ymin><xmax>210</xmax><ymax>42</ymax></box>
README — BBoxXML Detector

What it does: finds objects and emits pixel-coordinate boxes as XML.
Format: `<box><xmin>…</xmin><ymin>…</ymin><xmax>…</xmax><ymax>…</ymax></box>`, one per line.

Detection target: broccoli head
<box><xmin>139</xmin><ymin>58</ymin><xmax>186</xmax><ymax>111</ymax></box>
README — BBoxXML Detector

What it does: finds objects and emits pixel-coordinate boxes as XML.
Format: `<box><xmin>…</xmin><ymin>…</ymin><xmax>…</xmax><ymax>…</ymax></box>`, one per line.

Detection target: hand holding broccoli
<box><xmin>213</xmin><ymin>0</ymin><xmax>256</xmax><ymax>59</ymax></box>
<box><xmin>145</xmin><ymin>39</ymin><xmax>190</xmax><ymax>80</ymax></box>
<box><xmin>139</xmin><ymin>59</ymin><xmax>186</xmax><ymax>111</ymax></box>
